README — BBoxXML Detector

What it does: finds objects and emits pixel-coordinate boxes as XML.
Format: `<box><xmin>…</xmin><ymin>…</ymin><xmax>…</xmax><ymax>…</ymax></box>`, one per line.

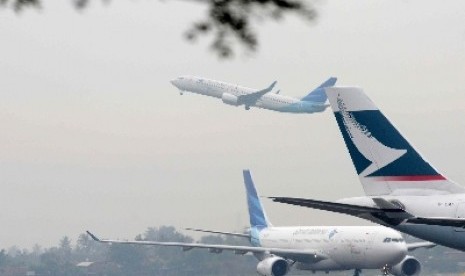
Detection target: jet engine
<box><xmin>389</xmin><ymin>255</ymin><xmax>421</xmax><ymax>276</ymax></box>
<box><xmin>256</xmin><ymin>256</ymin><xmax>289</xmax><ymax>276</ymax></box>
<box><xmin>221</xmin><ymin>93</ymin><xmax>240</xmax><ymax>106</ymax></box>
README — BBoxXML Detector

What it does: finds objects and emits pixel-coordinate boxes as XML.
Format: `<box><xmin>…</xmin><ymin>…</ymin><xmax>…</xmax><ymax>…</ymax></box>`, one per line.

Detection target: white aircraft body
<box><xmin>272</xmin><ymin>86</ymin><xmax>465</xmax><ymax>252</ymax></box>
<box><xmin>170</xmin><ymin>76</ymin><xmax>337</xmax><ymax>113</ymax></box>
<box><xmin>88</xmin><ymin>170</ymin><xmax>432</xmax><ymax>276</ymax></box>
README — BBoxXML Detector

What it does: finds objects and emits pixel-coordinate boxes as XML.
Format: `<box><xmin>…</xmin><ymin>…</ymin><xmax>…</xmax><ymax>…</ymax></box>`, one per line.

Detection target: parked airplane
<box><xmin>272</xmin><ymin>86</ymin><xmax>465</xmax><ymax>252</ymax></box>
<box><xmin>170</xmin><ymin>76</ymin><xmax>337</xmax><ymax>113</ymax></box>
<box><xmin>87</xmin><ymin>170</ymin><xmax>432</xmax><ymax>276</ymax></box>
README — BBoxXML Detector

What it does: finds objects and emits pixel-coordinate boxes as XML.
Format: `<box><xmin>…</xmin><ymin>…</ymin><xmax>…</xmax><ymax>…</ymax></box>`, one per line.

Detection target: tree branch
<box><xmin>1</xmin><ymin>0</ymin><xmax>317</xmax><ymax>58</ymax></box>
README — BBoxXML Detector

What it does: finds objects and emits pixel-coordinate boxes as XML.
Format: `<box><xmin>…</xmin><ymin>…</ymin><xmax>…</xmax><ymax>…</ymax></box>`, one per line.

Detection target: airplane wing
<box><xmin>238</xmin><ymin>81</ymin><xmax>277</xmax><ymax>106</ymax></box>
<box><xmin>271</xmin><ymin>197</ymin><xmax>465</xmax><ymax>228</ymax></box>
<box><xmin>185</xmin><ymin>228</ymin><xmax>251</xmax><ymax>238</ymax></box>
<box><xmin>270</xmin><ymin>197</ymin><xmax>413</xmax><ymax>225</ymax></box>
<box><xmin>406</xmin><ymin>241</ymin><xmax>436</xmax><ymax>251</ymax></box>
<box><xmin>86</xmin><ymin>231</ymin><xmax>327</xmax><ymax>263</ymax></box>
<box><xmin>406</xmin><ymin>217</ymin><xmax>465</xmax><ymax>227</ymax></box>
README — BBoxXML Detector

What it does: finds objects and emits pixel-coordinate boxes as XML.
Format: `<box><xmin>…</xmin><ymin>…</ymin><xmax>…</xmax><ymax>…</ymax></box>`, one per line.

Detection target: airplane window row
<box><xmin>340</xmin><ymin>239</ymin><xmax>366</xmax><ymax>243</ymax></box>
<box><xmin>295</xmin><ymin>239</ymin><xmax>322</xmax><ymax>243</ymax></box>
<box><xmin>211</xmin><ymin>83</ymin><xmax>225</xmax><ymax>88</ymax></box>
<box><xmin>271</xmin><ymin>97</ymin><xmax>290</xmax><ymax>104</ymax></box>
<box><xmin>260</xmin><ymin>238</ymin><xmax>404</xmax><ymax>243</ymax></box>
<box><xmin>263</xmin><ymin>238</ymin><xmax>367</xmax><ymax>244</ymax></box>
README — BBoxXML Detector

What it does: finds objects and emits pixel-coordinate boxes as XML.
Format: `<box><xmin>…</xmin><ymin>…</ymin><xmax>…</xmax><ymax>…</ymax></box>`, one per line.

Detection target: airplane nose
<box><xmin>170</xmin><ymin>79</ymin><xmax>178</xmax><ymax>86</ymax></box>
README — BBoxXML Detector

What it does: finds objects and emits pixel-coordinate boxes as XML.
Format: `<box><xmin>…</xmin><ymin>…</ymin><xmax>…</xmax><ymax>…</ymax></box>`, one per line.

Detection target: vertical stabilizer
<box><xmin>301</xmin><ymin>77</ymin><xmax>337</xmax><ymax>103</ymax></box>
<box><xmin>325</xmin><ymin>87</ymin><xmax>464</xmax><ymax>196</ymax></box>
<box><xmin>243</xmin><ymin>170</ymin><xmax>272</xmax><ymax>228</ymax></box>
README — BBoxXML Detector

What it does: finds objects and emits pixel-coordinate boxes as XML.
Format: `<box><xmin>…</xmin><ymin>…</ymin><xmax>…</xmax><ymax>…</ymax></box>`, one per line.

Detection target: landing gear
<box><xmin>353</xmin><ymin>268</ymin><xmax>362</xmax><ymax>276</ymax></box>
<box><xmin>179</xmin><ymin>91</ymin><xmax>184</xmax><ymax>95</ymax></box>
<box><xmin>381</xmin><ymin>264</ymin><xmax>390</xmax><ymax>275</ymax></box>
<box><xmin>245</xmin><ymin>106</ymin><xmax>250</xmax><ymax>110</ymax></box>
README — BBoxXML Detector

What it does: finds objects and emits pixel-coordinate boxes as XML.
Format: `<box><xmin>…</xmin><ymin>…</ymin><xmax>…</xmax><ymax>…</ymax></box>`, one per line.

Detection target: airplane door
<box><xmin>455</xmin><ymin>203</ymin><xmax>465</xmax><ymax>232</ymax></box>
<box><xmin>365</xmin><ymin>231</ymin><xmax>376</xmax><ymax>253</ymax></box>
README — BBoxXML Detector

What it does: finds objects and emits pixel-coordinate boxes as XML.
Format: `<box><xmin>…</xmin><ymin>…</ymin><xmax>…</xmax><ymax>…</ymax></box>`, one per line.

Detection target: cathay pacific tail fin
<box><xmin>325</xmin><ymin>87</ymin><xmax>464</xmax><ymax>196</ymax></box>
<box><xmin>301</xmin><ymin>77</ymin><xmax>337</xmax><ymax>103</ymax></box>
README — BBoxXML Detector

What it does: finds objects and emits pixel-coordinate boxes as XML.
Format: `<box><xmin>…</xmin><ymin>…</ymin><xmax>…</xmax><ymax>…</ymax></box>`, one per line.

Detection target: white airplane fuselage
<box><xmin>171</xmin><ymin>76</ymin><xmax>328</xmax><ymax>113</ymax></box>
<box><xmin>89</xmin><ymin>168</ymin><xmax>425</xmax><ymax>276</ymax></box>
<box><xmin>255</xmin><ymin>225</ymin><xmax>406</xmax><ymax>270</ymax></box>
<box><xmin>339</xmin><ymin>194</ymin><xmax>465</xmax><ymax>251</ymax></box>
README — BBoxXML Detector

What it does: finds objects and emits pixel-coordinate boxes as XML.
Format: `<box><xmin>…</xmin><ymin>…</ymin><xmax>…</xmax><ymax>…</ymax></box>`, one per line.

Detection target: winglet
<box><xmin>237</xmin><ymin>81</ymin><xmax>278</xmax><ymax>106</ymax></box>
<box><xmin>264</xmin><ymin>81</ymin><xmax>277</xmax><ymax>93</ymax></box>
<box><xmin>86</xmin><ymin>231</ymin><xmax>101</xmax><ymax>242</ymax></box>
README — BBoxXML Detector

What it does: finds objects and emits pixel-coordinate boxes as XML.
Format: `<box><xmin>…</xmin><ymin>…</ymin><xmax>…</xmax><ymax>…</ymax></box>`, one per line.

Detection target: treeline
<box><xmin>0</xmin><ymin>226</ymin><xmax>464</xmax><ymax>276</ymax></box>
<box><xmin>0</xmin><ymin>226</ymin><xmax>256</xmax><ymax>276</ymax></box>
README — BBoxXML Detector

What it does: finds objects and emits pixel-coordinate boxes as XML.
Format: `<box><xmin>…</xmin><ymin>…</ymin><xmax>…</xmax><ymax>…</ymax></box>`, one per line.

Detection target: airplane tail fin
<box><xmin>243</xmin><ymin>170</ymin><xmax>272</xmax><ymax>229</ymax></box>
<box><xmin>325</xmin><ymin>87</ymin><xmax>464</xmax><ymax>196</ymax></box>
<box><xmin>301</xmin><ymin>77</ymin><xmax>337</xmax><ymax>103</ymax></box>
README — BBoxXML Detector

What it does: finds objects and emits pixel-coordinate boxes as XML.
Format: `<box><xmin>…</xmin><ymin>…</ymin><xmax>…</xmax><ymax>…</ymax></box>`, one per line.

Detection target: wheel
<box><xmin>381</xmin><ymin>264</ymin><xmax>390</xmax><ymax>275</ymax></box>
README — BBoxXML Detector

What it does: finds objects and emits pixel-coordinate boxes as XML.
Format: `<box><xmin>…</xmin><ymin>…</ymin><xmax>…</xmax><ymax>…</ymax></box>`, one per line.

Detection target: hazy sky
<box><xmin>1</xmin><ymin>0</ymin><xmax>465</xmax><ymax>249</ymax></box>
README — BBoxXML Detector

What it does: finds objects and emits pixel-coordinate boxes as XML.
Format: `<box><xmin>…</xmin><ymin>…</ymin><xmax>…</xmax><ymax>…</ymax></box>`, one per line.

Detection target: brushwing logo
<box><xmin>328</xmin><ymin>229</ymin><xmax>338</xmax><ymax>240</ymax></box>
<box><xmin>336</xmin><ymin>95</ymin><xmax>407</xmax><ymax>177</ymax></box>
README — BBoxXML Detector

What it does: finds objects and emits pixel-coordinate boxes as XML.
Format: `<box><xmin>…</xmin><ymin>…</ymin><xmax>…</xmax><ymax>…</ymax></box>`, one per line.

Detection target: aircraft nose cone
<box><xmin>170</xmin><ymin>79</ymin><xmax>178</xmax><ymax>86</ymax></box>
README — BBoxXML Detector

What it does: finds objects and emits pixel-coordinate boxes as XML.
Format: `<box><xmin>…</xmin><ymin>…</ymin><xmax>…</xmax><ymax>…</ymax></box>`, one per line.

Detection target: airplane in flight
<box><xmin>170</xmin><ymin>76</ymin><xmax>337</xmax><ymax>113</ymax></box>
<box><xmin>272</xmin><ymin>85</ymin><xmax>465</xmax><ymax>252</ymax></box>
<box><xmin>87</xmin><ymin>170</ymin><xmax>433</xmax><ymax>276</ymax></box>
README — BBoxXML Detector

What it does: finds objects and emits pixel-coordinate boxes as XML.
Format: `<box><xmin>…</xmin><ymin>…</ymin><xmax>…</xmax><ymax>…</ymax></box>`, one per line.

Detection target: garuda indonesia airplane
<box><xmin>272</xmin><ymin>85</ymin><xmax>465</xmax><ymax>252</ymax></box>
<box><xmin>170</xmin><ymin>76</ymin><xmax>337</xmax><ymax>113</ymax></box>
<box><xmin>87</xmin><ymin>170</ymin><xmax>432</xmax><ymax>276</ymax></box>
